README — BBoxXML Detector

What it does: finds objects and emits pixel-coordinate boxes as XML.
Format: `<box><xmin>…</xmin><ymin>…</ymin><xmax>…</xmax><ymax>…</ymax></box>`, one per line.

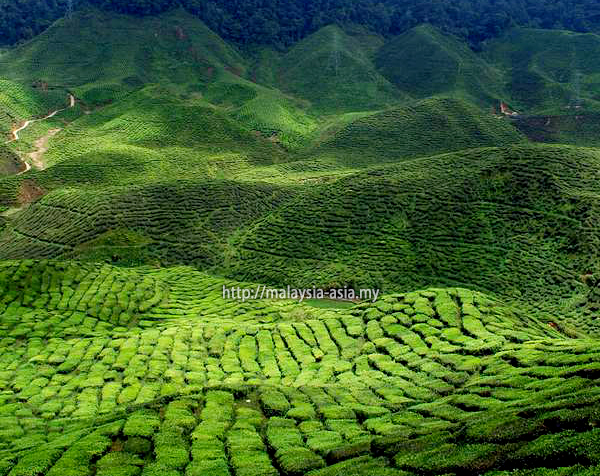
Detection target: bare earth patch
<box><xmin>17</xmin><ymin>179</ymin><xmax>46</xmax><ymax>205</ymax></box>
<box><xmin>28</xmin><ymin>128</ymin><xmax>61</xmax><ymax>170</ymax></box>
<box><xmin>0</xmin><ymin>179</ymin><xmax>46</xmax><ymax>217</ymax></box>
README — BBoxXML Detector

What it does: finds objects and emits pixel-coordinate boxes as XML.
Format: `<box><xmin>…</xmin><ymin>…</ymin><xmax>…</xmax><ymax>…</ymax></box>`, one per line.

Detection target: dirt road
<box><xmin>6</xmin><ymin>94</ymin><xmax>75</xmax><ymax>174</ymax></box>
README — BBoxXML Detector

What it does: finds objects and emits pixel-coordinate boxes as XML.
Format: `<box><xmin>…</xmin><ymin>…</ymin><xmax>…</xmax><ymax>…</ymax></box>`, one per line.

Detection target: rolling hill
<box><xmin>0</xmin><ymin>261</ymin><xmax>598</xmax><ymax>475</ymax></box>
<box><xmin>375</xmin><ymin>25</ymin><xmax>506</xmax><ymax>107</ymax></box>
<box><xmin>0</xmin><ymin>7</ymin><xmax>246</xmax><ymax>105</ymax></box>
<box><xmin>228</xmin><ymin>144</ymin><xmax>600</xmax><ymax>336</ymax></box>
<box><xmin>276</xmin><ymin>25</ymin><xmax>403</xmax><ymax>113</ymax></box>
<box><xmin>484</xmin><ymin>27</ymin><xmax>600</xmax><ymax>113</ymax></box>
<box><xmin>0</xmin><ymin>6</ymin><xmax>600</xmax><ymax>476</ymax></box>
<box><xmin>312</xmin><ymin>97</ymin><xmax>526</xmax><ymax>163</ymax></box>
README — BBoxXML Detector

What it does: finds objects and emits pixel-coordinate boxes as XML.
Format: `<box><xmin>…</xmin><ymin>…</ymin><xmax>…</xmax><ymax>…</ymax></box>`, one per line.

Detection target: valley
<box><xmin>0</xmin><ymin>5</ymin><xmax>599</xmax><ymax>476</ymax></box>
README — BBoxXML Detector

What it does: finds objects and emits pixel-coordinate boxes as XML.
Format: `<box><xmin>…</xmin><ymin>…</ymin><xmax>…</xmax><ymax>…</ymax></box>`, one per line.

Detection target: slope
<box><xmin>312</xmin><ymin>97</ymin><xmax>526</xmax><ymax>164</ymax></box>
<box><xmin>228</xmin><ymin>144</ymin><xmax>600</xmax><ymax>328</ymax></box>
<box><xmin>512</xmin><ymin>112</ymin><xmax>600</xmax><ymax>147</ymax></box>
<box><xmin>0</xmin><ymin>145</ymin><xmax>21</xmax><ymax>176</ymax></box>
<box><xmin>0</xmin><ymin>179</ymin><xmax>297</xmax><ymax>269</ymax></box>
<box><xmin>484</xmin><ymin>27</ymin><xmax>600</xmax><ymax>113</ymax></box>
<box><xmin>0</xmin><ymin>7</ymin><xmax>246</xmax><ymax>104</ymax></box>
<box><xmin>201</xmin><ymin>68</ymin><xmax>318</xmax><ymax>150</ymax></box>
<box><xmin>0</xmin><ymin>82</ymin><xmax>295</xmax><ymax>218</ymax></box>
<box><xmin>277</xmin><ymin>25</ymin><xmax>403</xmax><ymax>113</ymax></box>
<box><xmin>375</xmin><ymin>25</ymin><xmax>505</xmax><ymax>107</ymax></box>
<box><xmin>0</xmin><ymin>261</ymin><xmax>597</xmax><ymax>475</ymax></box>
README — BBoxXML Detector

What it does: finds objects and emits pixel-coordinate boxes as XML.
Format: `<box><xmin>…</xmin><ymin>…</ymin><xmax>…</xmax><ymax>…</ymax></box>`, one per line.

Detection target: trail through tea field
<box><xmin>5</xmin><ymin>94</ymin><xmax>75</xmax><ymax>174</ymax></box>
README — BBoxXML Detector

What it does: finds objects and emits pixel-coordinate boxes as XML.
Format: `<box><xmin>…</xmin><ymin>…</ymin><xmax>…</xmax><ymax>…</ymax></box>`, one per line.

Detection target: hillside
<box><xmin>277</xmin><ymin>25</ymin><xmax>403</xmax><ymax>113</ymax></box>
<box><xmin>0</xmin><ymin>7</ymin><xmax>246</xmax><ymax>105</ymax></box>
<box><xmin>512</xmin><ymin>113</ymin><xmax>600</xmax><ymax>147</ymax></box>
<box><xmin>0</xmin><ymin>261</ymin><xmax>598</xmax><ymax>475</ymax></box>
<box><xmin>485</xmin><ymin>28</ymin><xmax>600</xmax><ymax>114</ymax></box>
<box><xmin>376</xmin><ymin>25</ymin><xmax>506</xmax><ymax>107</ymax></box>
<box><xmin>228</xmin><ymin>144</ymin><xmax>600</xmax><ymax>332</ymax></box>
<box><xmin>312</xmin><ymin>97</ymin><xmax>526</xmax><ymax>163</ymax></box>
<box><xmin>0</xmin><ymin>180</ymin><xmax>296</xmax><ymax>269</ymax></box>
<box><xmin>1</xmin><ymin>6</ymin><xmax>600</xmax><ymax>476</ymax></box>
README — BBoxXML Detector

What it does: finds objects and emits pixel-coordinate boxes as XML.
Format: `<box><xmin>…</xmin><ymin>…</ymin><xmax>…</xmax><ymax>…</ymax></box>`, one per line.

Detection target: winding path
<box><xmin>5</xmin><ymin>94</ymin><xmax>75</xmax><ymax>175</ymax></box>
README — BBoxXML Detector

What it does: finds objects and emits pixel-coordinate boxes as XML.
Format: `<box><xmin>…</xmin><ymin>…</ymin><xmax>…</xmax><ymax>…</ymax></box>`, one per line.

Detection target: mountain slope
<box><xmin>277</xmin><ymin>25</ymin><xmax>403</xmax><ymax>113</ymax></box>
<box><xmin>375</xmin><ymin>25</ymin><xmax>505</xmax><ymax>107</ymax></box>
<box><xmin>0</xmin><ymin>261</ymin><xmax>598</xmax><ymax>474</ymax></box>
<box><xmin>228</xmin><ymin>144</ymin><xmax>600</xmax><ymax>330</ymax></box>
<box><xmin>0</xmin><ymin>179</ymin><xmax>296</xmax><ymax>269</ymax></box>
<box><xmin>485</xmin><ymin>27</ymin><xmax>600</xmax><ymax>113</ymax></box>
<box><xmin>312</xmin><ymin>97</ymin><xmax>526</xmax><ymax>164</ymax></box>
<box><xmin>1</xmin><ymin>10</ymin><xmax>600</xmax><ymax>476</ymax></box>
<box><xmin>0</xmin><ymin>7</ymin><xmax>246</xmax><ymax>104</ymax></box>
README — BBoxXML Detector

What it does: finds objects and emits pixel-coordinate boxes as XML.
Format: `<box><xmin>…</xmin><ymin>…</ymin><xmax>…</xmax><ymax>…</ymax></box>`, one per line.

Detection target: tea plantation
<box><xmin>0</xmin><ymin>261</ymin><xmax>598</xmax><ymax>475</ymax></box>
<box><xmin>0</xmin><ymin>5</ymin><xmax>600</xmax><ymax>476</ymax></box>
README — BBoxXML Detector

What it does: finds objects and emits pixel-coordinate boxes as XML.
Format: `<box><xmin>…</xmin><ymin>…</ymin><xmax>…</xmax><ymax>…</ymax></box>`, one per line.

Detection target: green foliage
<box><xmin>376</xmin><ymin>25</ymin><xmax>505</xmax><ymax>105</ymax></box>
<box><xmin>485</xmin><ymin>28</ymin><xmax>600</xmax><ymax>114</ymax></box>
<box><xmin>1</xmin><ymin>7</ymin><xmax>600</xmax><ymax>476</ymax></box>
<box><xmin>277</xmin><ymin>25</ymin><xmax>402</xmax><ymax>113</ymax></box>
<box><xmin>315</xmin><ymin>97</ymin><xmax>525</xmax><ymax>162</ymax></box>
<box><xmin>3</xmin><ymin>0</ymin><xmax>600</xmax><ymax>51</ymax></box>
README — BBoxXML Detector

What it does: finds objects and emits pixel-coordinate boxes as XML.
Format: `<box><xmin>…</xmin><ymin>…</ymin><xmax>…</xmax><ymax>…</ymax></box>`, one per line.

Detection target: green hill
<box><xmin>0</xmin><ymin>7</ymin><xmax>246</xmax><ymax>105</ymax></box>
<box><xmin>201</xmin><ymin>69</ymin><xmax>319</xmax><ymax>150</ymax></box>
<box><xmin>375</xmin><ymin>25</ymin><xmax>505</xmax><ymax>107</ymax></box>
<box><xmin>0</xmin><ymin>79</ymin><xmax>67</xmax><ymax>136</ymax></box>
<box><xmin>512</xmin><ymin>113</ymin><xmax>600</xmax><ymax>147</ymax></box>
<box><xmin>277</xmin><ymin>25</ymin><xmax>403</xmax><ymax>113</ymax></box>
<box><xmin>1</xmin><ymin>8</ymin><xmax>600</xmax><ymax>476</ymax></box>
<box><xmin>39</xmin><ymin>84</ymin><xmax>290</xmax><ymax>169</ymax></box>
<box><xmin>228</xmin><ymin>144</ymin><xmax>600</xmax><ymax>330</ymax></box>
<box><xmin>0</xmin><ymin>261</ymin><xmax>598</xmax><ymax>474</ymax></box>
<box><xmin>312</xmin><ymin>97</ymin><xmax>526</xmax><ymax>164</ymax></box>
<box><xmin>0</xmin><ymin>180</ymin><xmax>296</xmax><ymax>269</ymax></box>
<box><xmin>485</xmin><ymin>27</ymin><xmax>600</xmax><ymax>113</ymax></box>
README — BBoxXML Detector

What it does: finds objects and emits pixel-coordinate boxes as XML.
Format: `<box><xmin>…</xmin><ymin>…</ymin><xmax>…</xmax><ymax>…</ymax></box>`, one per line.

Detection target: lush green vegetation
<box><xmin>484</xmin><ymin>27</ymin><xmax>600</xmax><ymax>113</ymax></box>
<box><xmin>1</xmin><ymin>5</ymin><xmax>600</xmax><ymax>475</ymax></box>
<box><xmin>0</xmin><ymin>263</ymin><xmax>598</xmax><ymax>475</ymax></box>
<box><xmin>375</xmin><ymin>25</ymin><xmax>506</xmax><ymax>106</ymax></box>
<box><xmin>313</xmin><ymin>98</ymin><xmax>526</xmax><ymax>161</ymax></box>
<box><xmin>3</xmin><ymin>0</ymin><xmax>600</xmax><ymax>48</ymax></box>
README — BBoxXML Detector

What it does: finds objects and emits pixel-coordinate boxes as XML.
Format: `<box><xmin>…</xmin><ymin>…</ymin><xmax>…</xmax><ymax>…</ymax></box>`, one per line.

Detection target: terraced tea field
<box><xmin>0</xmin><ymin>261</ymin><xmax>598</xmax><ymax>475</ymax></box>
<box><xmin>1</xmin><ymin>6</ymin><xmax>600</xmax><ymax>476</ymax></box>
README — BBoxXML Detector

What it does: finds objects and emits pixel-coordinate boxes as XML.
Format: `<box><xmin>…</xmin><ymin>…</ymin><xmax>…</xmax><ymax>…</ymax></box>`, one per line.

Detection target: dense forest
<box><xmin>2</xmin><ymin>0</ymin><xmax>600</xmax><ymax>48</ymax></box>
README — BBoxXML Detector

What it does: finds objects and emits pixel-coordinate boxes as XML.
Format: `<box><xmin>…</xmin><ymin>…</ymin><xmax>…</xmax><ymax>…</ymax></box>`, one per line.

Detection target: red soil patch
<box><xmin>17</xmin><ymin>179</ymin><xmax>46</xmax><ymax>205</ymax></box>
<box><xmin>110</xmin><ymin>439</ymin><xmax>124</xmax><ymax>452</ymax></box>
<box><xmin>32</xmin><ymin>80</ymin><xmax>49</xmax><ymax>92</ymax></box>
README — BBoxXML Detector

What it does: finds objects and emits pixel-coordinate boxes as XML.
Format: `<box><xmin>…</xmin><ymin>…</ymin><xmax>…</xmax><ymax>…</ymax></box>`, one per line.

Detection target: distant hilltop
<box><xmin>1</xmin><ymin>0</ymin><xmax>600</xmax><ymax>49</ymax></box>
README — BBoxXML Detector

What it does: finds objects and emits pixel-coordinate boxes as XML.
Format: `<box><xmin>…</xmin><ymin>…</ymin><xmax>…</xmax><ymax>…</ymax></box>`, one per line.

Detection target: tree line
<box><xmin>1</xmin><ymin>0</ymin><xmax>600</xmax><ymax>48</ymax></box>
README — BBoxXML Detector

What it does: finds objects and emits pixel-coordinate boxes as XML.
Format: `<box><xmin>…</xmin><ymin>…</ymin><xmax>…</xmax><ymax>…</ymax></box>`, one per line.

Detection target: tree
<box><xmin>2</xmin><ymin>0</ymin><xmax>600</xmax><ymax>48</ymax></box>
